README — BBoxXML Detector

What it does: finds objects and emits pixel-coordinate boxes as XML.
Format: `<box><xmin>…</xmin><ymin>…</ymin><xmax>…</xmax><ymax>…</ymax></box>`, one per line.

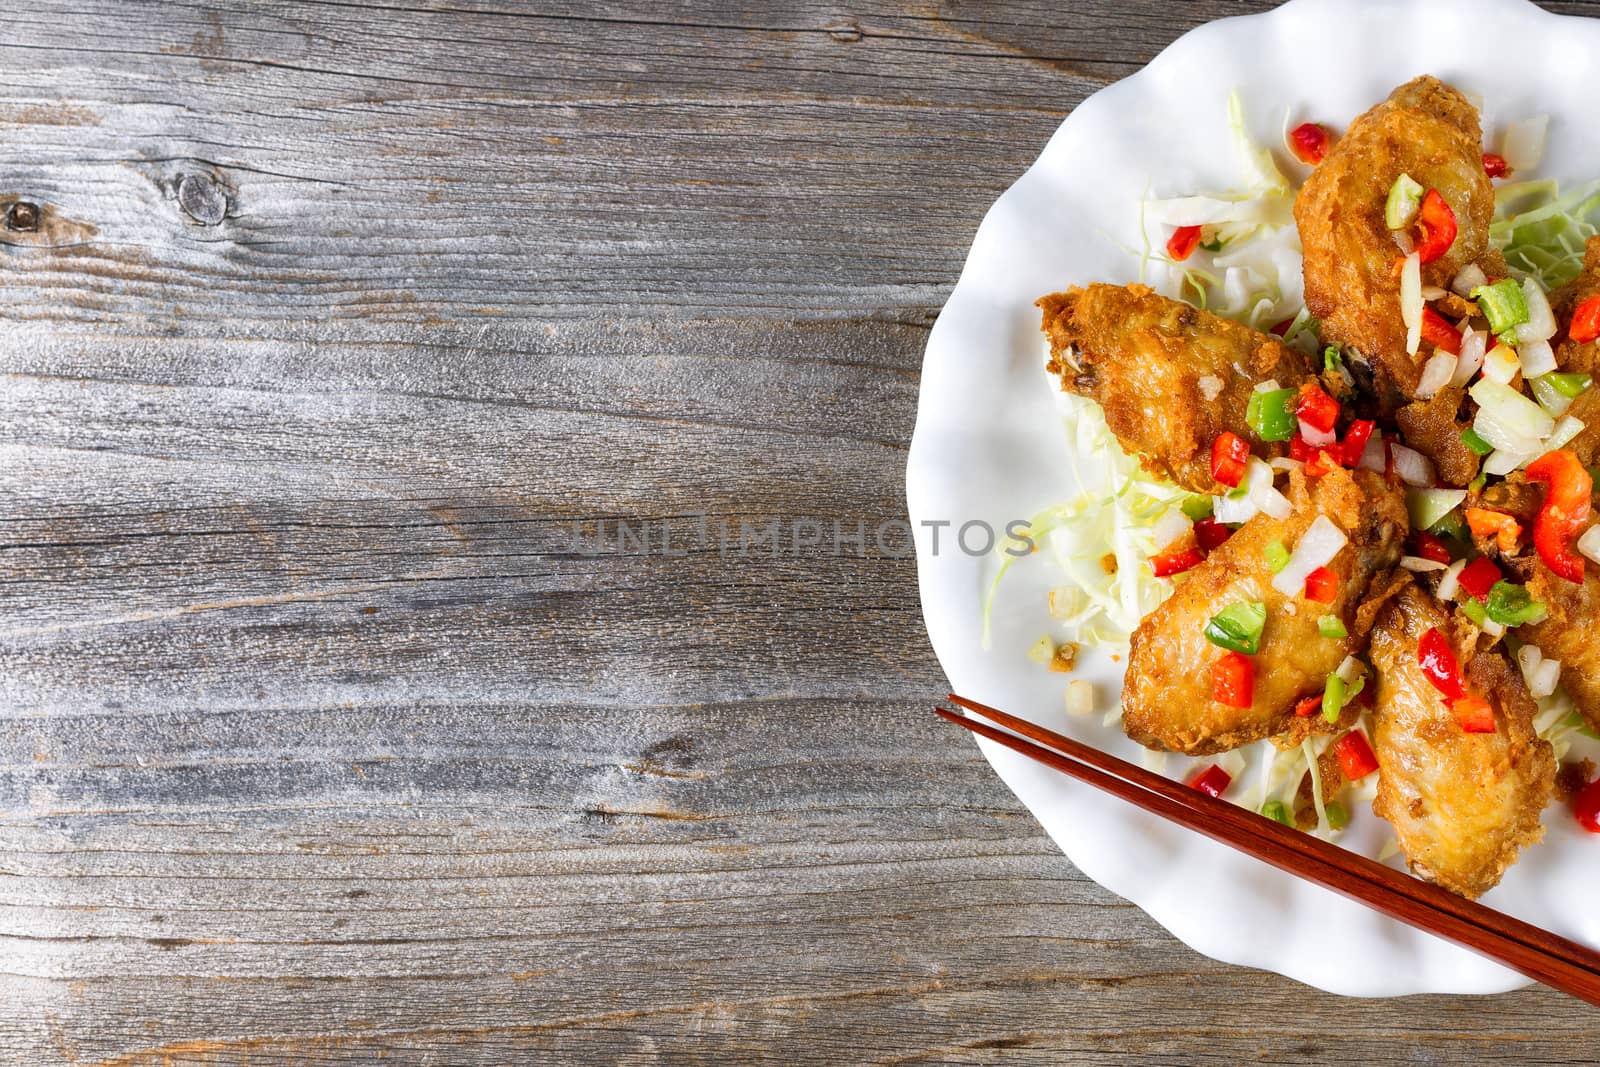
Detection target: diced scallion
<box><xmin>1386</xmin><ymin>173</ymin><xmax>1424</xmax><ymax>230</ymax></box>
<box><xmin>1261</xmin><ymin>800</ymin><xmax>1291</xmax><ymax>826</ymax></box>
<box><xmin>1547</xmin><ymin>372</ymin><xmax>1592</xmax><ymax>398</ymax></box>
<box><xmin>1203</xmin><ymin>600</ymin><xmax>1267</xmax><ymax>655</ymax></box>
<box><xmin>1265</xmin><ymin>540</ymin><xmax>1290</xmax><ymax>573</ymax></box>
<box><xmin>1324</xmin><ymin>801</ymin><xmax>1350</xmax><ymax>831</ymax></box>
<box><xmin>1460</xmin><ymin>427</ymin><xmax>1494</xmax><ymax>456</ymax></box>
<box><xmin>1318</xmin><ymin>615</ymin><xmax>1348</xmax><ymax>640</ymax></box>
<box><xmin>1181</xmin><ymin>495</ymin><xmax>1215</xmax><ymax>521</ymax></box>
<box><xmin>1322</xmin><ymin>673</ymin><xmax>1347</xmax><ymax>724</ymax></box>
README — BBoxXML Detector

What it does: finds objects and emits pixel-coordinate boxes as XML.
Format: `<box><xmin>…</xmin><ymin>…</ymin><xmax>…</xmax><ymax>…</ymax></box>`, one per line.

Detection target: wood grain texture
<box><xmin>6</xmin><ymin>1</ymin><xmax>1600</xmax><ymax>1063</ymax></box>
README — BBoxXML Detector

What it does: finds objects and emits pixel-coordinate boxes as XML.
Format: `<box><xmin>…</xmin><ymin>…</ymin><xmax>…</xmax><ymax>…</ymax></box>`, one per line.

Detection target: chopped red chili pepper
<box><xmin>1289</xmin><ymin>122</ymin><xmax>1329</xmax><ymax>165</ymax></box>
<box><xmin>1150</xmin><ymin>543</ymin><xmax>1204</xmax><ymax>578</ymax></box>
<box><xmin>1269</xmin><ymin>317</ymin><xmax>1293</xmax><ymax>337</ymax></box>
<box><xmin>1455</xmin><ymin>557</ymin><xmax>1501</xmax><ymax>600</ymax></box>
<box><xmin>1166</xmin><ymin>225</ymin><xmax>1202</xmax><ymax>262</ymax></box>
<box><xmin>1525</xmin><ymin>450</ymin><xmax>1593</xmax><ymax>583</ymax></box>
<box><xmin>1412</xmin><ymin>531</ymin><xmax>1453</xmax><ymax>565</ymax></box>
<box><xmin>1466</xmin><ymin>508</ymin><xmax>1522</xmax><ymax>555</ymax></box>
<box><xmin>1289</xmin><ymin>433</ymin><xmax>1313</xmax><ymax>463</ymax></box>
<box><xmin>1334</xmin><ymin>730</ymin><xmax>1379</xmax><ymax>780</ymax></box>
<box><xmin>1420</xmin><ymin>307</ymin><xmax>1462</xmax><ymax>354</ymax></box>
<box><xmin>1482</xmin><ymin>153</ymin><xmax>1511</xmax><ymax>179</ymax></box>
<box><xmin>1189</xmin><ymin>763</ymin><xmax>1232</xmax><ymax>798</ymax></box>
<box><xmin>1304</xmin><ymin>448</ymin><xmax>1339</xmax><ymax>478</ymax></box>
<box><xmin>1294</xmin><ymin>695</ymin><xmax>1322</xmax><ymax>718</ymax></box>
<box><xmin>1340</xmin><ymin>419</ymin><xmax>1376</xmax><ymax>468</ymax></box>
<box><xmin>1418</xmin><ymin>626</ymin><xmax>1467</xmax><ymax>701</ymax></box>
<box><xmin>1303</xmin><ymin>566</ymin><xmax>1340</xmax><ymax>603</ymax></box>
<box><xmin>1193</xmin><ymin>517</ymin><xmax>1232</xmax><ymax>552</ymax></box>
<box><xmin>1451</xmin><ymin>694</ymin><xmax>1495</xmax><ymax>734</ymax></box>
<box><xmin>1414</xmin><ymin>189</ymin><xmax>1458</xmax><ymax>265</ymax></box>
<box><xmin>1571</xmin><ymin>294</ymin><xmax>1600</xmax><ymax>345</ymax></box>
<box><xmin>1295</xmin><ymin>382</ymin><xmax>1340</xmax><ymax>435</ymax></box>
<box><xmin>1575</xmin><ymin>777</ymin><xmax>1600</xmax><ymax>833</ymax></box>
<box><xmin>1210</xmin><ymin>431</ymin><xmax>1249</xmax><ymax>488</ymax></box>
<box><xmin>1211</xmin><ymin>651</ymin><xmax>1254</xmax><ymax>708</ymax></box>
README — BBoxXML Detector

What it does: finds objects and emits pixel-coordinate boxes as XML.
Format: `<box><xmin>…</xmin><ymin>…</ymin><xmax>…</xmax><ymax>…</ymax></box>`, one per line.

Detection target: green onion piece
<box><xmin>1324</xmin><ymin>800</ymin><xmax>1350</xmax><ymax>831</ymax></box>
<box><xmin>1181</xmin><ymin>495</ymin><xmax>1215</xmax><ymax>521</ymax></box>
<box><xmin>1317</xmin><ymin>615</ymin><xmax>1348</xmax><ymax>640</ymax></box>
<box><xmin>1265</xmin><ymin>540</ymin><xmax>1291</xmax><ymax>573</ymax></box>
<box><xmin>1322</xmin><ymin>673</ymin><xmax>1347</xmax><ymax>724</ymax></box>
<box><xmin>1469</xmin><ymin>473</ymin><xmax>1487</xmax><ymax>494</ymax></box>
<box><xmin>1459</xmin><ymin>427</ymin><xmax>1495</xmax><ymax>456</ymax></box>
<box><xmin>1247</xmin><ymin>387</ymin><xmax>1299</xmax><ymax>442</ymax></box>
<box><xmin>1323</xmin><ymin>346</ymin><xmax>1343</xmax><ymax>374</ymax></box>
<box><xmin>1203</xmin><ymin>600</ymin><xmax>1267</xmax><ymax>655</ymax></box>
<box><xmin>1460</xmin><ymin>597</ymin><xmax>1490</xmax><ymax>628</ymax></box>
<box><xmin>1471</xmin><ymin>279</ymin><xmax>1530</xmax><ymax>335</ymax></box>
<box><xmin>1385</xmin><ymin>173</ymin><xmax>1424</xmax><ymax>230</ymax></box>
<box><xmin>1486</xmin><ymin>580</ymin><xmax>1548</xmax><ymax>626</ymax></box>
<box><xmin>1547</xmin><ymin>372</ymin><xmax>1593</xmax><ymax>398</ymax></box>
<box><xmin>1261</xmin><ymin>800</ymin><xmax>1291</xmax><ymax>826</ymax></box>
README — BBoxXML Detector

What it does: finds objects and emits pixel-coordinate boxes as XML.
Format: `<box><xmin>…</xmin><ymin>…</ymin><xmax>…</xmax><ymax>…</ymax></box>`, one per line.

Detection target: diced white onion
<box><xmin>1401</xmin><ymin>252</ymin><xmax>1423</xmax><ymax>356</ymax></box>
<box><xmin>1400</xmin><ymin>556</ymin><xmax>1447</xmax><ymax>572</ymax></box>
<box><xmin>1452</xmin><ymin>263</ymin><xmax>1489</xmax><ymax>298</ymax></box>
<box><xmin>1519</xmin><ymin>338</ymin><xmax>1557</xmax><ymax>378</ymax></box>
<box><xmin>1578</xmin><ymin>524</ymin><xmax>1600</xmax><ymax>566</ymax></box>
<box><xmin>1483</xmin><ymin>448</ymin><xmax>1535</xmax><ymax>476</ymax></box>
<box><xmin>1482</xmin><ymin>617</ymin><xmax>1506</xmax><ymax>638</ymax></box>
<box><xmin>1299</xmin><ymin>418</ymin><xmax>1337</xmax><ymax>447</ymax></box>
<box><xmin>1450</xmin><ymin>327</ymin><xmax>1486</xmax><ymax>388</ymax></box>
<box><xmin>1253</xmin><ymin>378</ymin><xmax>1282</xmax><ymax>394</ymax></box>
<box><xmin>1244</xmin><ymin>456</ymin><xmax>1292</xmax><ymax>519</ymax></box>
<box><xmin>1518</xmin><ymin>643</ymin><xmax>1542</xmax><ymax>679</ymax></box>
<box><xmin>1546</xmin><ymin>414</ymin><xmax>1586</xmax><ymax>452</ymax></box>
<box><xmin>1407</xmin><ymin>488</ymin><xmax>1466</xmax><ymax>530</ymax></box>
<box><xmin>1065</xmin><ymin>679</ymin><xmax>1095</xmax><ymax>716</ymax></box>
<box><xmin>1390</xmin><ymin>443</ymin><xmax>1436</xmax><ymax>487</ymax></box>
<box><xmin>1471</xmin><ymin>379</ymin><xmax>1555</xmax><ymax>450</ymax></box>
<box><xmin>1482</xmin><ymin>343</ymin><xmax>1521</xmax><ymax>384</ymax></box>
<box><xmin>1421</xmin><ymin>285</ymin><xmax>1449</xmax><ymax>301</ymax></box>
<box><xmin>1393</xmin><ymin>228</ymin><xmax>1416</xmax><ymax>254</ymax></box>
<box><xmin>1534</xmin><ymin>659</ymin><xmax>1561</xmax><ymax>699</ymax></box>
<box><xmin>1358</xmin><ymin>429</ymin><xmax>1387</xmax><ymax>472</ymax></box>
<box><xmin>1515</xmin><ymin>280</ymin><xmax>1557</xmax><ymax>345</ymax></box>
<box><xmin>1532</xmin><ymin>375</ymin><xmax>1574</xmax><ymax>417</ymax></box>
<box><xmin>1272</xmin><ymin>515</ymin><xmax>1348</xmax><ymax>596</ymax></box>
<box><xmin>1213</xmin><ymin>491</ymin><xmax>1259</xmax><ymax>524</ymax></box>
<box><xmin>1416</xmin><ymin>351</ymin><xmax>1458</xmax><ymax>399</ymax></box>
<box><xmin>1336</xmin><ymin>655</ymin><xmax>1366</xmax><ymax>684</ymax></box>
<box><xmin>1270</xmin><ymin>457</ymin><xmax>1305</xmax><ymax>472</ymax></box>
<box><xmin>1153</xmin><ymin>508</ymin><xmax>1192</xmax><ymax>551</ymax></box>
<box><xmin>1437</xmin><ymin>558</ymin><xmax>1467</xmax><ymax>601</ymax></box>
<box><xmin>1502</xmin><ymin>115</ymin><xmax>1549</xmax><ymax>172</ymax></box>
<box><xmin>1198</xmin><ymin>374</ymin><xmax>1223</xmax><ymax>401</ymax></box>
<box><xmin>1028</xmin><ymin>635</ymin><xmax>1055</xmax><ymax>665</ymax></box>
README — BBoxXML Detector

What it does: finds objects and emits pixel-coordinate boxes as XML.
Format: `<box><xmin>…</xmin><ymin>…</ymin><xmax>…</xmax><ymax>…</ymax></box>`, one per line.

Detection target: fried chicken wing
<box><xmin>1038</xmin><ymin>283</ymin><xmax>1313</xmax><ymax>493</ymax></box>
<box><xmin>1396</xmin><ymin>386</ymin><xmax>1480</xmax><ymax>487</ymax></box>
<box><xmin>1296</xmin><ymin>76</ymin><xmax>1497</xmax><ymax>399</ymax></box>
<box><xmin>1507</xmin><ymin>540</ymin><xmax>1600</xmax><ymax>732</ymax></box>
<box><xmin>1552</xmin><ymin>238</ymin><xmax>1600</xmax><ymax>465</ymax></box>
<box><xmin>1121</xmin><ymin>467</ymin><xmax>1408</xmax><ymax>754</ymax></box>
<box><xmin>1368</xmin><ymin>580</ymin><xmax>1554</xmax><ymax>898</ymax></box>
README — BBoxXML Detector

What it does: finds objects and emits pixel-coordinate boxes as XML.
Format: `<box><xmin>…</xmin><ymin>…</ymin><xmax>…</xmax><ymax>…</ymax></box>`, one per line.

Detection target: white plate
<box><xmin>907</xmin><ymin>0</ymin><xmax>1600</xmax><ymax>996</ymax></box>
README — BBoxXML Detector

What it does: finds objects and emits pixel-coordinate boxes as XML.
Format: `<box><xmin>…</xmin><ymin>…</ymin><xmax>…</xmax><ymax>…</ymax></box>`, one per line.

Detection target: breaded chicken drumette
<box><xmin>1038</xmin><ymin>283</ymin><xmax>1314</xmax><ymax>494</ymax></box>
<box><xmin>1368</xmin><ymin>580</ymin><xmax>1555</xmax><ymax>899</ymax></box>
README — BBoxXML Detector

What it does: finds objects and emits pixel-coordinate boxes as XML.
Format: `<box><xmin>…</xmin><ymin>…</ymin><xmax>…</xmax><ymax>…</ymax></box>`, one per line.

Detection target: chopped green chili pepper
<box><xmin>1323</xmin><ymin>346</ymin><xmax>1343</xmax><ymax>374</ymax></box>
<box><xmin>1204</xmin><ymin>600</ymin><xmax>1268</xmax><ymax>656</ymax></box>
<box><xmin>1472</xmin><ymin>279</ymin><xmax>1530</xmax><ymax>336</ymax></box>
<box><xmin>1547</xmin><ymin>372</ymin><xmax>1593</xmax><ymax>399</ymax></box>
<box><xmin>1265</xmin><ymin>540</ymin><xmax>1291</xmax><ymax>573</ymax></box>
<box><xmin>1460</xmin><ymin>427</ymin><xmax>1494</xmax><ymax>456</ymax></box>
<box><xmin>1469</xmin><ymin>473</ymin><xmax>1487</xmax><ymax>494</ymax></box>
<box><xmin>1261</xmin><ymin>800</ymin><xmax>1291</xmax><ymax>826</ymax></box>
<box><xmin>1322</xmin><ymin>674</ymin><xmax>1347</xmax><ymax>724</ymax></box>
<box><xmin>1385</xmin><ymin>173</ymin><xmax>1423</xmax><ymax>230</ymax></box>
<box><xmin>1460</xmin><ymin>597</ymin><xmax>1490</xmax><ymax>628</ymax></box>
<box><xmin>1429</xmin><ymin>511</ymin><xmax>1468</xmax><ymax>542</ymax></box>
<box><xmin>1324</xmin><ymin>801</ymin><xmax>1350</xmax><ymax>831</ymax></box>
<box><xmin>1317</xmin><ymin>615</ymin><xmax>1348</xmax><ymax>640</ymax></box>
<box><xmin>1247</xmin><ymin>387</ymin><xmax>1298</xmax><ymax>442</ymax></box>
<box><xmin>1485</xmin><ymin>580</ymin><xmax>1548</xmax><ymax>627</ymax></box>
<box><xmin>1181</xmin><ymin>495</ymin><xmax>1215</xmax><ymax>521</ymax></box>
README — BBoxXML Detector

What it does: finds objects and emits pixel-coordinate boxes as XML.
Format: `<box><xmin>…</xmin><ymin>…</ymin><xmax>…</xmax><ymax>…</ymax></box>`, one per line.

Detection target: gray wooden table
<box><xmin>6</xmin><ymin>2</ymin><xmax>1600</xmax><ymax>1063</ymax></box>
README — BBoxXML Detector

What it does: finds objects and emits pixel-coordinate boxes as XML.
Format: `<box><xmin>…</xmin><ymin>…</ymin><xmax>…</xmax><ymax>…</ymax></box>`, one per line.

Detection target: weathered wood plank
<box><xmin>7</xmin><ymin>2</ymin><xmax>1600</xmax><ymax>1065</ymax></box>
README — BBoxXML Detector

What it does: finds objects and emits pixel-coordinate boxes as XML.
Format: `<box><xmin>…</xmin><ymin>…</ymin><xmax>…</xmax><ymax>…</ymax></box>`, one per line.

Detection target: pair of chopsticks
<box><xmin>938</xmin><ymin>693</ymin><xmax>1600</xmax><ymax>1006</ymax></box>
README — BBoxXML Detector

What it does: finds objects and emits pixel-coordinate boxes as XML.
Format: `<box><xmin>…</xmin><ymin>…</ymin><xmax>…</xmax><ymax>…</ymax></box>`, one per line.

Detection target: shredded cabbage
<box><xmin>1492</xmin><ymin>178</ymin><xmax>1600</xmax><ymax>290</ymax></box>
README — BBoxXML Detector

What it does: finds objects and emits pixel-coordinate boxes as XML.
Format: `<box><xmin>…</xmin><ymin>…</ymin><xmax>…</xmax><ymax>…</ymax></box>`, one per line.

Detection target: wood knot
<box><xmin>827</xmin><ymin>20</ymin><xmax>862</xmax><ymax>43</ymax></box>
<box><xmin>5</xmin><ymin>201</ymin><xmax>39</xmax><ymax>232</ymax></box>
<box><xmin>178</xmin><ymin>173</ymin><xmax>228</xmax><ymax>225</ymax></box>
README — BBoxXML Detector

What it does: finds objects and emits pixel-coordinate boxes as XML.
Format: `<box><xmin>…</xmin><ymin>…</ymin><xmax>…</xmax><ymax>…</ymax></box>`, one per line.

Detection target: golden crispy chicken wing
<box><xmin>1551</xmin><ymin>238</ymin><xmax>1600</xmax><ymax>465</ymax></box>
<box><xmin>1368</xmin><ymin>580</ymin><xmax>1554</xmax><ymax>899</ymax></box>
<box><xmin>1121</xmin><ymin>467</ymin><xmax>1408</xmax><ymax>754</ymax></box>
<box><xmin>1037</xmin><ymin>284</ymin><xmax>1313</xmax><ymax>493</ymax></box>
<box><xmin>1508</xmin><ymin>538</ymin><xmax>1600</xmax><ymax>732</ymax></box>
<box><xmin>1296</xmin><ymin>76</ymin><xmax>1496</xmax><ymax>399</ymax></box>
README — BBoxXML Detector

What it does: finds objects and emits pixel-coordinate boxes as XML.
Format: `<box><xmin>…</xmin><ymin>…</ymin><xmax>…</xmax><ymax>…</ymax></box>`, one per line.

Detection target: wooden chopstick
<box><xmin>939</xmin><ymin>693</ymin><xmax>1600</xmax><ymax>1006</ymax></box>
